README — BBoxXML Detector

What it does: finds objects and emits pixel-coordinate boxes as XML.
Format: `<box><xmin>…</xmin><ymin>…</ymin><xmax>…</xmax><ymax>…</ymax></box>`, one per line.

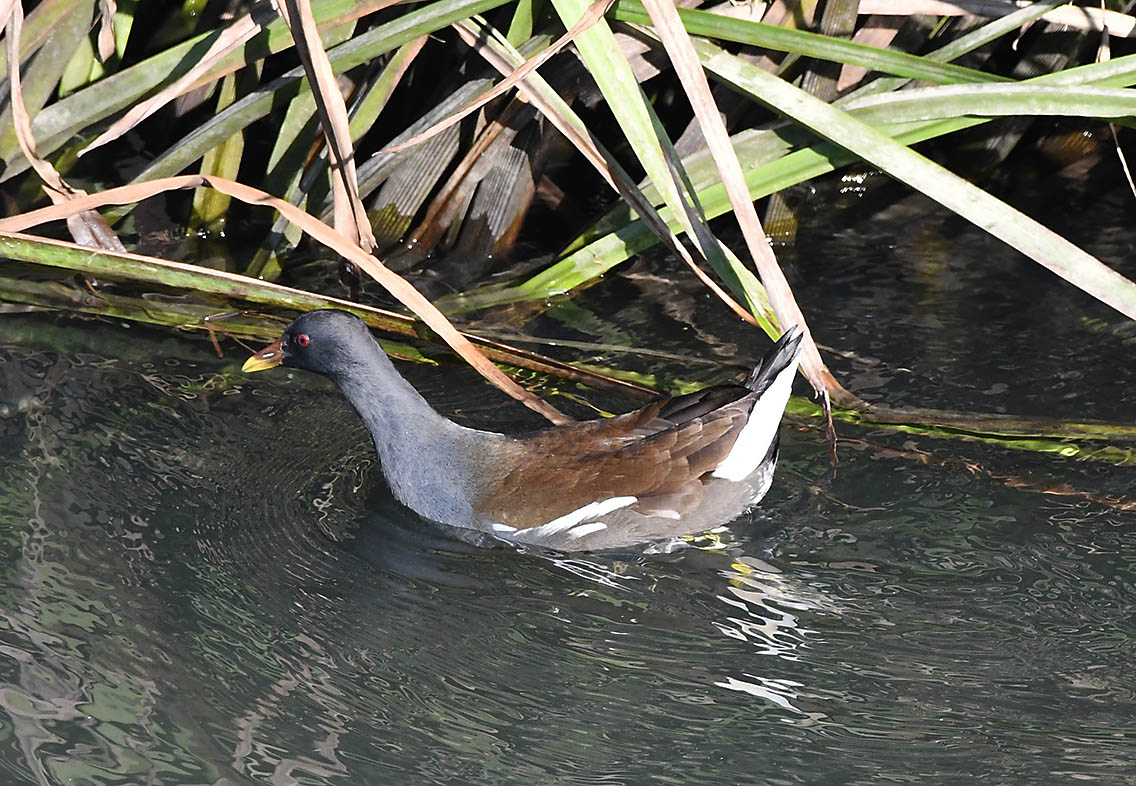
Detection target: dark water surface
<box><xmin>1</xmin><ymin>189</ymin><xmax>1135</xmax><ymax>785</ymax></box>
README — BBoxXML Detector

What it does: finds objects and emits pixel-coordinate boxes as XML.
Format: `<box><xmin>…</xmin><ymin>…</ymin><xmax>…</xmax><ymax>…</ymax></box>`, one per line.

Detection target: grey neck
<box><xmin>329</xmin><ymin>338</ymin><xmax>460</xmax><ymax>447</ymax></box>
<box><xmin>328</xmin><ymin>337</ymin><xmax>484</xmax><ymax>526</ymax></box>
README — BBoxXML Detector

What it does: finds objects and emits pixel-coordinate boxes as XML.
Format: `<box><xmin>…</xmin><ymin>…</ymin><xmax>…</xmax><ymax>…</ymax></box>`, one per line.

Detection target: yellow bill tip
<box><xmin>242</xmin><ymin>339</ymin><xmax>283</xmax><ymax>373</ymax></box>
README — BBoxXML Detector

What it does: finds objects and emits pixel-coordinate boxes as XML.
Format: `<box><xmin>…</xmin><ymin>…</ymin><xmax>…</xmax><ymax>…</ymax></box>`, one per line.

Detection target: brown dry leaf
<box><xmin>4</xmin><ymin>1</ymin><xmax>125</xmax><ymax>252</ymax></box>
<box><xmin>0</xmin><ymin>229</ymin><xmax>656</xmax><ymax>400</ymax></box>
<box><xmin>402</xmin><ymin>97</ymin><xmax>524</xmax><ymax>258</ymax></box>
<box><xmin>77</xmin><ymin>0</ymin><xmax>405</xmax><ymax>159</ymax></box>
<box><xmin>639</xmin><ymin>0</ymin><xmax>851</xmax><ymax>422</ymax></box>
<box><xmin>0</xmin><ymin>175</ymin><xmax>571</xmax><ymax>424</ymax></box>
<box><xmin>78</xmin><ymin>4</ymin><xmax>276</xmax><ymax>156</ymax></box>
<box><xmin>838</xmin><ymin>16</ymin><xmax>901</xmax><ymax>92</ymax></box>
<box><xmin>383</xmin><ymin>0</ymin><xmax>615</xmax><ymax>155</ymax></box>
<box><xmin>96</xmin><ymin>0</ymin><xmax>117</xmax><ymax>62</ymax></box>
<box><xmin>0</xmin><ymin>0</ymin><xmax>15</xmax><ymax>36</ymax></box>
<box><xmin>454</xmin><ymin>23</ymin><xmax>614</xmax><ymax>180</ymax></box>
<box><xmin>275</xmin><ymin>0</ymin><xmax>375</xmax><ymax>252</ymax></box>
<box><xmin>746</xmin><ymin>0</ymin><xmax>819</xmax><ymax>74</ymax></box>
<box><xmin>857</xmin><ymin>0</ymin><xmax>1136</xmax><ymax>37</ymax></box>
<box><xmin>453</xmin><ymin>19</ymin><xmax>758</xmax><ymax>326</ymax></box>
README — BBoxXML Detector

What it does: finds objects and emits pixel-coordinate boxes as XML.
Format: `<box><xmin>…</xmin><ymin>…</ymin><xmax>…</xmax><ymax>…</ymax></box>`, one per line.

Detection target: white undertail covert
<box><xmin>711</xmin><ymin>359</ymin><xmax>798</xmax><ymax>482</ymax></box>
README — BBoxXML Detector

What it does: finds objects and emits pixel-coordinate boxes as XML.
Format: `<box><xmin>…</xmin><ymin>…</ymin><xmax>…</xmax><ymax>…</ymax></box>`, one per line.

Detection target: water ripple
<box><xmin>0</xmin><ymin>317</ymin><xmax>1134</xmax><ymax>785</ymax></box>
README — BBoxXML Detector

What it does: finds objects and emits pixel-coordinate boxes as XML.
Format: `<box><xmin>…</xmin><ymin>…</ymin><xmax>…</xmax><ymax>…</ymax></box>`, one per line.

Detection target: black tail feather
<box><xmin>745</xmin><ymin>326</ymin><xmax>804</xmax><ymax>395</ymax></box>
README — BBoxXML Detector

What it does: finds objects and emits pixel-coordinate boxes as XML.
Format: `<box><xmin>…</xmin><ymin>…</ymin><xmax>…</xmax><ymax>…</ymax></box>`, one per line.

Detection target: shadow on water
<box><xmin>0</xmin><ymin>187</ymin><xmax>1134</xmax><ymax>784</ymax></box>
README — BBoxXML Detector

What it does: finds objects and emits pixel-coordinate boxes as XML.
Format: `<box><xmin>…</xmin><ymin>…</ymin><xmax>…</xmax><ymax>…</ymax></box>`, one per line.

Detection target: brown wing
<box><xmin>473</xmin><ymin>386</ymin><xmax>755</xmax><ymax>529</ymax></box>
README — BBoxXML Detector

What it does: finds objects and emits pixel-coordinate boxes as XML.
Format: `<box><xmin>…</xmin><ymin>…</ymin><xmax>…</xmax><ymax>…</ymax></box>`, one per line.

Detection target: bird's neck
<box><xmin>329</xmin><ymin>340</ymin><xmax>458</xmax><ymax>444</ymax></box>
<box><xmin>328</xmin><ymin>338</ymin><xmax>485</xmax><ymax>526</ymax></box>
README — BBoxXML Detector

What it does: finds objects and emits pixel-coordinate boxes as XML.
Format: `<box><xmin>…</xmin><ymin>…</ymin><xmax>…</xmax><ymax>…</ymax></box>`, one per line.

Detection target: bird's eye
<box><xmin>295</xmin><ymin>333</ymin><xmax>310</xmax><ymax>348</ymax></box>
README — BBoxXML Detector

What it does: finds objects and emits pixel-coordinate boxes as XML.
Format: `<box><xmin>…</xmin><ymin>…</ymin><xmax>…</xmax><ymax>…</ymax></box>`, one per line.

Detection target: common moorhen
<box><xmin>243</xmin><ymin>309</ymin><xmax>803</xmax><ymax>551</ymax></box>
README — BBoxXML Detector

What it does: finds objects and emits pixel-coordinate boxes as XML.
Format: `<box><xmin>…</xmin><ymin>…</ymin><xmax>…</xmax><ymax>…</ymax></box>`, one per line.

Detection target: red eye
<box><xmin>295</xmin><ymin>333</ymin><xmax>310</xmax><ymax>348</ymax></box>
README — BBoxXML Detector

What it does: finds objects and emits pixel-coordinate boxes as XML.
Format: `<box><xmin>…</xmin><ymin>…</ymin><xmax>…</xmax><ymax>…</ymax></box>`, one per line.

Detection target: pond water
<box><xmin>1</xmin><ymin>184</ymin><xmax>1134</xmax><ymax>785</ymax></box>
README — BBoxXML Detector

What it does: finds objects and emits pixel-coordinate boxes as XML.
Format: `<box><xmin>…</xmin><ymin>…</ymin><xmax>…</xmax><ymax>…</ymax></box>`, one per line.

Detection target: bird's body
<box><xmin>244</xmin><ymin>310</ymin><xmax>802</xmax><ymax>551</ymax></box>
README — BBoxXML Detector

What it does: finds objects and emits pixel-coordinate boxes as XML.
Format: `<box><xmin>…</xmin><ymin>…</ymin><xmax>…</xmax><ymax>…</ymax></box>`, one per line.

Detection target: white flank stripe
<box><xmin>712</xmin><ymin>360</ymin><xmax>798</xmax><ymax>482</ymax></box>
<box><xmin>568</xmin><ymin>522</ymin><xmax>608</xmax><ymax>539</ymax></box>
<box><xmin>527</xmin><ymin>496</ymin><xmax>637</xmax><ymax>537</ymax></box>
